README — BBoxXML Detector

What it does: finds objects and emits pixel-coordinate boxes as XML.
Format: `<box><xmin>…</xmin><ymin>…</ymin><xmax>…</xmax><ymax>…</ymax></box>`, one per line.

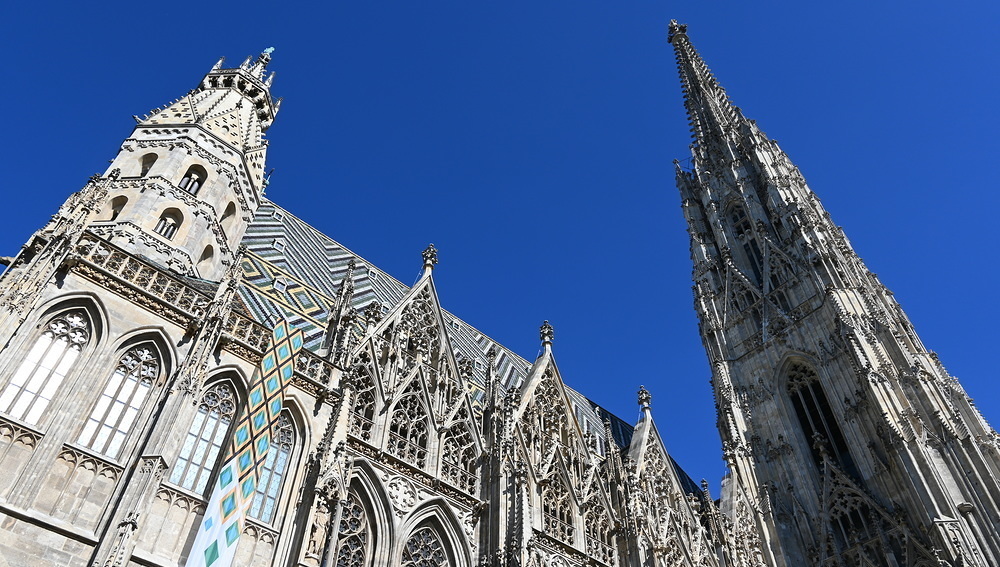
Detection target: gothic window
<box><xmin>178</xmin><ymin>165</ymin><xmax>208</xmax><ymax>195</ymax></box>
<box><xmin>642</xmin><ymin>450</ymin><xmax>675</xmax><ymax>517</ymax></box>
<box><xmin>153</xmin><ymin>208</ymin><xmax>183</xmax><ymax>240</ymax></box>
<box><xmin>335</xmin><ymin>491</ymin><xmax>371</xmax><ymax>567</ymax></box>
<box><xmin>0</xmin><ymin>311</ymin><xmax>90</xmax><ymax>425</ymax></box>
<box><xmin>249</xmin><ymin>412</ymin><xmax>294</xmax><ymax>523</ymax></box>
<box><xmin>168</xmin><ymin>382</ymin><xmax>237</xmax><ymax>494</ymax></box>
<box><xmin>827</xmin><ymin>491</ymin><xmax>901</xmax><ymax>566</ymax></box>
<box><xmin>139</xmin><ymin>153</ymin><xmax>158</xmax><ymax>177</ymax></box>
<box><xmin>349</xmin><ymin>371</ymin><xmax>376</xmax><ymax>441</ymax></box>
<box><xmin>400</xmin><ymin>527</ymin><xmax>448</xmax><ymax>567</ymax></box>
<box><xmin>220</xmin><ymin>201</ymin><xmax>237</xmax><ymax>235</ymax></box>
<box><xmin>786</xmin><ymin>363</ymin><xmax>858</xmax><ymax>477</ymax></box>
<box><xmin>388</xmin><ymin>383</ymin><xmax>429</xmax><ymax>467</ymax></box>
<box><xmin>585</xmin><ymin>505</ymin><xmax>615</xmax><ymax>565</ymax></box>
<box><xmin>729</xmin><ymin>206</ymin><xmax>763</xmax><ymax>285</ymax></box>
<box><xmin>106</xmin><ymin>195</ymin><xmax>128</xmax><ymax>221</ymax></box>
<box><xmin>542</xmin><ymin>477</ymin><xmax>574</xmax><ymax>544</ymax></box>
<box><xmin>441</xmin><ymin>425</ymin><xmax>477</xmax><ymax>494</ymax></box>
<box><xmin>77</xmin><ymin>345</ymin><xmax>159</xmax><ymax>458</ymax></box>
<box><xmin>196</xmin><ymin>245</ymin><xmax>215</xmax><ymax>274</ymax></box>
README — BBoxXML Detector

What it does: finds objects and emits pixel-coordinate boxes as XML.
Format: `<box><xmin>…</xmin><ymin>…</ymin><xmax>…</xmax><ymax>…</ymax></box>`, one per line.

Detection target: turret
<box><xmin>88</xmin><ymin>49</ymin><xmax>281</xmax><ymax>280</ymax></box>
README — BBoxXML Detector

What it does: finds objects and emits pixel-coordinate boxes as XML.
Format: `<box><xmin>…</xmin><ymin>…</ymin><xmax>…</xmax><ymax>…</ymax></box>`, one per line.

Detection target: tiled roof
<box><xmin>239</xmin><ymin>200</ymin><xmax>637</xmax><ymax>451</ymax></box>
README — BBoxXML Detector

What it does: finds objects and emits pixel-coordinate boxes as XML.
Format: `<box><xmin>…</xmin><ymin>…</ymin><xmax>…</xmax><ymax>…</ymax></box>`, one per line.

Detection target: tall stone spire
<box><xmin>668</xmin><ymin>20</ymin><xmax>742</xmax><ymax>147</ymax></box>
<box><xmin>671</xmin><ymin>21</ymin><xmax>1000</xmax><ymax>567</ymax></box>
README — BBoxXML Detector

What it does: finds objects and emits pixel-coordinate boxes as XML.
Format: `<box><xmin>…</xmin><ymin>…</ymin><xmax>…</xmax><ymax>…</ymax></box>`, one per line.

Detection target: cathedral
<box><xmin>0</xmin><ymin>20</ymin><xmax>997</xmax><ymax>567</ymax></box>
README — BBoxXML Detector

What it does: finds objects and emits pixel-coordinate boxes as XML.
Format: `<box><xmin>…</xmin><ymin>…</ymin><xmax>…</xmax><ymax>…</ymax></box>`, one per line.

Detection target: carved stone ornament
<box><xmin>422</xmin><ymin>243</ymin><xmax>439</xmax><ymax>268</ymax></box>
<box><xmin>539</xmin><ymin>320</ymin><xmax>554</xmax><ymax>344</ymax></box>
<box><xmin>386</xmin><ymin>475</ymin><xmax>418</xmax><ymax>514</ymax></box>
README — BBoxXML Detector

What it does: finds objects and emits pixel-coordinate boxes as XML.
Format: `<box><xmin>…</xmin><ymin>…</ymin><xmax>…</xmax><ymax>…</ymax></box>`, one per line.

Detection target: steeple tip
<box><xmin>667</xmin><ymin>19</ymin><xmax>688</xmax><ymax>43</ymax></box>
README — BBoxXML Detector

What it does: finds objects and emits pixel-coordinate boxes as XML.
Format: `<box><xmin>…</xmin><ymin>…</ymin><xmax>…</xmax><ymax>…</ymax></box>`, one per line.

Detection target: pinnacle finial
<box><xmin>422</xmin><ymin>243</ymin><xmax>438</xmax><ymax>273</ymax></box>
<box><xmin>638</xmin><ymin>385</ymin><xmax>652</xmax><ymax>409</ymax></box>
<box><xmin>540</xmin><ymin>320</ymin><xmax>554</xmax><ymax>346</ymax></box>
<box><xmin>363</xmin><ymin>301</ymin><xmax>383</xmax><ymax>325</ymax></box>
<box><xmin>338</xmin><ymin>258</ymin><xmax>356</xmax><ymax>298</ymax></box>
<box><xmin>250</xmin><ymin>48</ymin><xmax>274</xmax><ymax>79</ymax></box>
<box><xmin>667</xmin><ymin>19</ymin><xmax>687</xmax><ymax>43</ymax></box>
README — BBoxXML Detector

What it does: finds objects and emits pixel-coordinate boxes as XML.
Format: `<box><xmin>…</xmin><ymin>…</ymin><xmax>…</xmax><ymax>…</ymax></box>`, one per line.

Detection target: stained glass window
<box><xmin>78</xmin><ymin>345</ymin><xmax>159</xmax><ymax>458</ymax></box>
<box><xmin>168</xmin><ymin>382</ymin><xmax>237</xmax><ymax>494</ymax></box>
<box><xmin>249</xmin><ymin>412</ymin><xmax>294</xmax><ymax>523</ymax></box>
<box><xmin>0</xmin><ymin>311</ymin><xmax>89</xmax><ymax>425</ymax></box>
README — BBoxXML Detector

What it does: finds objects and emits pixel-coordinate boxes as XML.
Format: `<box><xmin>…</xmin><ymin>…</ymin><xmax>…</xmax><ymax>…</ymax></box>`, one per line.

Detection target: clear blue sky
<box><xmin>2</xmin><ymin>2</ymin><xmax>998</xmax><ymax>492</ymax></box>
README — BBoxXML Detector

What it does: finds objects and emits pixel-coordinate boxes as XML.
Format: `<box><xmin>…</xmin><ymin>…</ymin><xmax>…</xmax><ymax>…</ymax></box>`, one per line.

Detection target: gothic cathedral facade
<box><xmin>0</xmin><ymin>22</ymin><xmax>995</xmax><ymax>567</ymax></box>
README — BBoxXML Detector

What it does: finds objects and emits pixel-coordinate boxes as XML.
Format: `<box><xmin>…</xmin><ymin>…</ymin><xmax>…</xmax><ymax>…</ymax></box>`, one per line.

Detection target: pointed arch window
<box><xmin>106</xmin><ymin>195</ymin><xmax>128</xmax><ymax>221</ymax></box>
<box><xmin>542</xmin><ymin>476</ymin><xmax>574</xmax><ymax>544</ymax></box>
<box><xmin>334</xmin><ymin>490</ymin><xmax>372</xmax><ymax>567</ymax></box>
<box><xmin>729</xmin><ymin>205</ymin><xmax>763</xmax><ymax>285</ymax></box>
<box><xmin>168</xmin><ymin>382</ymin><xmax>237</xmax><ymax>494</ymax></box>
<box><xmin>178</xmin><ymin>165</ymin><xmax>208</xmax><ymax>195</ymax></box>
<box><xmin>441</xmin><ymin>424</ymin><xmax>477</xmax><ymax>494</ymax></box>
<box><xmin>349</xmin><ymin>371</ymin><xmax>376</xmax><ymax>442</ymax></box>
<box><xmin>249</xmin><ymin>412</ymin><xmax>295</xmax><ymax>523</ymax></box>
<box><xmin>154</xmin><ymin>208</ymin><xmax>183</xmax><ymax>240</ymax></box>
<box><xmin>139</xmin><ymin>153</ymin><xmax>158</xmax><ymax>177</ymax></box>
<box><xmin>0</xmin><ymin>311</ymin><xmax>90</xmax><ymax>425</ymax></box>
<box><xmin>585</xmin><ymin>505</ymin><xmax>615</xmax><ymax>565</ymax></box>
<box><xmin>196</xmin><ymin>245</ymin><xmax>215</xmax><ymax>275</ymax></box>
<box><xmin>388</xmin><ymin>383</ymin><xmax>429</xmax><ymax>467</ymax></box>
<box><xmin>77</xmin><ymin>345</ymin><xmax>159</xmax><ymax>458</ymax></box>
<box><xmin>220</xmin><ymin>201</ymin><xmax>237</xmax><ymax>236</ymax></box>
<box><xmin>786</xmin><ymin>363</ymin><xmax>858</xmax><ymax>477</ymax></box>
<box><xmin>400</xmin><ymin>527</ymin><xmax>448</xmax><ymax>567</ymax></box>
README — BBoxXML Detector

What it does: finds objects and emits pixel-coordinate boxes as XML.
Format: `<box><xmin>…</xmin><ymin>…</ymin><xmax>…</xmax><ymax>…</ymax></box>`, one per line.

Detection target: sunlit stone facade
<box><xmin>0</xmin><ymin>22</ymin><xmax>996</xmax><ymax>567</ymax></box>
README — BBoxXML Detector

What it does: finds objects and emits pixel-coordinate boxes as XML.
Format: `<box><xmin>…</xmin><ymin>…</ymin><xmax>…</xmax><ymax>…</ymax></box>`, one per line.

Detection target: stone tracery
<box><xmin>401</xmin><ymin>527</ymin><xmax>449</xmax><ymax>567</ymax></box>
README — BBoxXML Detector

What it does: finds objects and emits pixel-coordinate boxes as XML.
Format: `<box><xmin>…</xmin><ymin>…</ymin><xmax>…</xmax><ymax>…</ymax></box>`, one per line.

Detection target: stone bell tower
<box><xmin>669</xmin><ymin>21</ymin><xmax>1000</xmax><ymax>567</ymax></box>
<box><xmin>91</xmin><ymin>49</ymin><xmax>280</xmax><ymax>280</ymax></box>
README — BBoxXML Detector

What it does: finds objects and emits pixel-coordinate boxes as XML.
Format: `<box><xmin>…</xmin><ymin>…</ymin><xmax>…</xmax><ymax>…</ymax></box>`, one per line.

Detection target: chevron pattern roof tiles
<box><xmin>239</xmin><ymin>201</ymin><xmax>634</xmax><ymax>448</ymax></box>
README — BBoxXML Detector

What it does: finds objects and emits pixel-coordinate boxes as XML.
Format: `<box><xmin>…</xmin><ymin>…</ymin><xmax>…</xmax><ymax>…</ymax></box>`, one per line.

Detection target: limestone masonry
<box><xmin>0</xmin><ymin>21</ymin><xmax>995</xmax><ymax>567</ymax></box>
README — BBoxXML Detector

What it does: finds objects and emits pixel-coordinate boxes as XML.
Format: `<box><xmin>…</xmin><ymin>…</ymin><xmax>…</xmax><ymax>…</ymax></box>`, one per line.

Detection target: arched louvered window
<box><xmin>139</xmin><ymin>153</ymin><xmax>158</xmax><ymax>177</ymax></box>
<box><xmin>153</xmin><ymin>208</ymin><xmax>183</xmax><ymax>240</ymax></box>
<box><xmin>249</xmin><ymin>412</ymin><xmax>295</xmax><ymax>523</ymax></box>
<box><xmin>349</xmin><ymin>372</ymin><xmax>376</xmax><ymax>442</ymax></box>
<box><xmin>168</xmin><ymin>382</ymin><xmax>237</xmax><ymax>494</ymax></box>
<box><xmin>335</xmin><ymin>491</ymin><xmax>371</xmax><ymax>567</ymax></box>
<box><xmin>729</xmin><ymin>205</ymin><xmax>764</xmax><ymax>285</ymax></box>
<box><xmin>441</xmin><ymin>425</ymin><xmax>476</xmax><ymax>494</ymax></box>
<box><xmin>388</xmin><ymin>383</ymin><xmax>428</xmax><ymax>467</ymax></box>
<box><xmin>0</xmin><ymin>311</ymin><xmax>90</xmax><ymax>425</ymax></box>
<box><xmin>585</xmin><ymin>505</ymin><xmax>615</xmax><ymax>565</ymax></box>
<box><xmin>107</xmin><ymin>195</ymin><xmax>128</xmax><ymax>221</ymax></box>
<box><xmin>542</xmin><ymin>477</ymin><xmax>574</xmax><ymax>544</ymax></box>
<box><xmin>220</xmin><ymin>201</ymin><xmax>238</xmax><ymax>235</ymax></box>
<box><xmin>786</xmin><ymin>362</ymin><xmax>858</xmax><ymax>477</ymax></box>
<box><xmin>178</xmin><ymin>165</ymin><xmax>208</xmax><ymax>195</ymax></box>
<box><xmin>77</xmin><ymin>344</ymin><xmax>159</xmax><ymax>458</ymax></box>
<box><xmin>196</xmin><ymin>245</ymin><xmax>215</xmax><ymax>275</ymax></box>
<box><xmin>400</xmin><ymin>527</ymin><xmax>448</xmax><ymax>567</ymax></box>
